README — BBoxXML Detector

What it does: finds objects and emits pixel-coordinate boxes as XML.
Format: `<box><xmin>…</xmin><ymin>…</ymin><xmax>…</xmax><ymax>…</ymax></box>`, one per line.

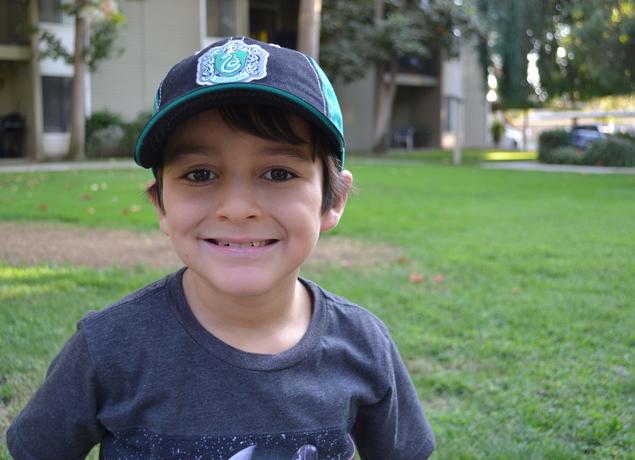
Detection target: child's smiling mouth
<box><xmin>206</xmin><ymin>239</ymin><xmax>278</xmax><ymax>249</ymax></box>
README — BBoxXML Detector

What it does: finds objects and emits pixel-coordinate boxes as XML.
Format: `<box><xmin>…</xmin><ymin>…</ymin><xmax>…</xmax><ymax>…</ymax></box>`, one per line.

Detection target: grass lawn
<box><xmin>1</xmin><ymin>156</ymin><xmax>633</xmax><ymax>459</ymax></box>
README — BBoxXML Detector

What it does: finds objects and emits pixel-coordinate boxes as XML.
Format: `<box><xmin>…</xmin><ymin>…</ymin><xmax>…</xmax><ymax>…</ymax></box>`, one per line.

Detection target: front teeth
<box><xmin>217</xmin><ymin>240</ymin><xmax>267</xmax><ymax>248</ymax></box>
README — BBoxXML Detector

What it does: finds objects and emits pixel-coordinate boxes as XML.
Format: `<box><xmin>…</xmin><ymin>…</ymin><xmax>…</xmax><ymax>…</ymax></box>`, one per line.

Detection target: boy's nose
<box><xmin>214</xmin><ymin>176</ymin><xmax>261</xmax><ymax>221</ymax></box>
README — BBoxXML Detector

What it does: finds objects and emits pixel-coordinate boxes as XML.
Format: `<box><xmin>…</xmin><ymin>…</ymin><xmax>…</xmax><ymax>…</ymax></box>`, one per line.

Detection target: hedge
<box><xmin>538</xmin><ymin>129</ymin><xmax>635</xmax><ymax>167</ymax></box>
<box><xmin>537</xmin><ymin>130</ymin><xmax>572</xmax><ymax>163</ymax></box>
<box><xmin>584</xmin><ymin>137</ymin><xmax>635</xmax><ymax>167</ymax></box>
<box><xmin>85</xmin><ymin>110</ymin><xmax>152</xmax><ymax>158</ymax></box>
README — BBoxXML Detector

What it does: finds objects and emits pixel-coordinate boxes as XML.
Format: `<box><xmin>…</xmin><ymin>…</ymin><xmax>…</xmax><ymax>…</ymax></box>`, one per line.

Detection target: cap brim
<box><xmin>134</xmin><ymin>84</ymin><xmax>345</xmax><ymax>169</ymax></box>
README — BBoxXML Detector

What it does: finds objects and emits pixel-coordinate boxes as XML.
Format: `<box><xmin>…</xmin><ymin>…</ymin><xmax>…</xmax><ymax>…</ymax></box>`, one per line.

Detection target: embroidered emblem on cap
<box><xmin>197</xmin><ymin>39</ymin><xmax>269</xmax><ymax>85</ymax></box>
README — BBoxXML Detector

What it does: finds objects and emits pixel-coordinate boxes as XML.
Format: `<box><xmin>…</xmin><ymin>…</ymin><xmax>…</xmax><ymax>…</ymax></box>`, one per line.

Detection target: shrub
<box><xmin>546</xmin><ymin>146</ymin><xmax>586</xmax><ymax>165</ymax></box>
<box><xmin>615</xmin><ymin>131</ymin><xmax>635</xmax><ymax>144</ymax></box>
<box><xmin>121</xmin><ymin>110</ymin><xmax>153</xmax><ymax>158</ymax></box>
<box><xmin>490</xmin><ymin>119</ymin><xmax>504</xmax><ymax>146</ymax></box>
<box><xmin>582</xmin><ymin>137</ymin><xmax>635</xmax><ymax>167</ymax></box>
<box><xmin>538</xmin><ymin>130</ymin><xmax>572</xmax><ymax>163</ymax></box>
<box><xmin>86</xmin><ymin>110</ymin><xmax>127</xmax><ymax>158</ymax></box>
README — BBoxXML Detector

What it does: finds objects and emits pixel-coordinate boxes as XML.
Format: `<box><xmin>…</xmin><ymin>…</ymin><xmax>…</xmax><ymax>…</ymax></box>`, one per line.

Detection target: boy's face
<box><xmin>151</xmin><ymin>109</ymin><xmax>350</xmax><ymax>299</ymax></box>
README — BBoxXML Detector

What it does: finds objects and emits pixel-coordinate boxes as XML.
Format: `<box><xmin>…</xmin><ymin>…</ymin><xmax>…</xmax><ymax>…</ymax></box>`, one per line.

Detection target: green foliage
<box><xmin>543</xmin><ymin>145</ymin><xmax>585</xmax><ymax>165</ymax></box>
<box><xmin>480</xmin><ymin>0</ymin><xmax>635</xmax><ymax>105</ymax></box>
<box><xmin>490</xmin><ymin>119</ymin><xmax>504</xmax><ymax>145</ymax></box>
<box><xmin>35</xmin><ymin>0</ymin><xmax>127</xmax><ymax>73</ymax></box>
<box><xmin>320</xmin><ymin>0</ymin><xmax>482</xmax><ymax>83</ymax></box>
<box><xmin>536</xmin><ymin>0</ymin><xmax>635</xmax><ymax>101</ymax></box>
<box><xmin>85</xmin><ymin>110</ymin><xmax>151</xmax><ymax>159</ymax></box>
<box><xmin>477</xmin><ymin>0</ymin><xmax>539</xmax><ymax>109</ymax></box>
<box><xmin>537</xmin><ymin>129</ymin><xmax>572</xmax><ymax>162</ymax></box>
<box><xmin>1</xmin><ymin>163</ymin><xmax>634</xmax><ymax>458</ymax></box>
<box><xmin>584</xmin><ymin>137</ymin><xmax>635</xmax><ymax>167</ymax></box>
<box><xmin>85</xmin><ymin>110</ymin><xmax>126</xmax><ymax>158</ymax></box>
<box><xmin>615</xmin><ymin>131</ymin><xmax>635</xmax><ymax>143</ymax></box>
<box><xmin>83</xmin><ymin>11</ymin><xmax>126</xmax><ymax>72</ymax></box>
<box><xmin>538</xmin><ymin>130</ymin><xmax>635</xmax><ymax>166</ymax></box>
<box><xmin>120</xmin><ymin>111</ymin><xmax>153</xmax><ymax>158</ymax></box>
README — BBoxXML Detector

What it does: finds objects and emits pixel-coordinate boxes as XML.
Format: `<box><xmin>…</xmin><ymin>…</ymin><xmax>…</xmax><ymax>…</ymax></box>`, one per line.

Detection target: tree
<box><xmin>535</xmin><ymin>0</ymin><xmax>635</xmax><ymax>103</ymax></box>
<box><xmin>480</xmin><ymin>0</ymin><xmax>635</xmax><ymax>107</ymax></box>
<box><xmin>37</xmin><ymin>0</ymin><xmax>126</xmax><ymax>160</ymax></box>
<box><xmin>297</xmin><ymin>0</ymin><xmax>322</xmax><ymax>59</ymax></box>
<box><xmin>321</xmin><ymin>0</ymin><xmax>481</xmax><ymax>153</ymax></box>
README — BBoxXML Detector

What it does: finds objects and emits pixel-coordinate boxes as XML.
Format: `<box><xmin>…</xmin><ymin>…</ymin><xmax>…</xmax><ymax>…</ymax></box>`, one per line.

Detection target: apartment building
<box><xmin>0</xmin><ymin>0</ymin><xmax>488</xmax><ymax>160</ymax></box>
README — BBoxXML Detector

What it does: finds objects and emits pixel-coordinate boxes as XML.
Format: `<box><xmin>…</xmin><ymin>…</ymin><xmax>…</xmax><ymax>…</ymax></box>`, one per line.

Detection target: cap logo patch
<box><xmin>197</xmin><ymin>39</ymin><xmax>269</xmax><ymax>85</ymax></box>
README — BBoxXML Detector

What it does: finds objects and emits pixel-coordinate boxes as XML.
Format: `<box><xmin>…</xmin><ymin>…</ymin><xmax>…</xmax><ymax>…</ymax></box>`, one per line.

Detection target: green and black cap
<box><xmin>134</xmin><ymin>36</ymin><xmax>345</xmax><ymax>170</ymax></box>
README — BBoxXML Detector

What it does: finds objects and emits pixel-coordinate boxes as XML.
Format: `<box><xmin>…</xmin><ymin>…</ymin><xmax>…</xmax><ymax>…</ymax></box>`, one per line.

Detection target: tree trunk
<box><xmin>372</xmin><ymin>58</ymin><xmax>398</xmax><ymax>153</ymax></box>
<box><xmin>67</xmin><ymin>1</ymin><xmax>86</xmax><ymax>161</ymax></box>
<box><xmin>297</xmin><ymin>0</ymin><xmax>322</xmax><ymax>60</ymax></box>
<box><xmin>371</xmin><ymin>0</ymin><xmax>400</xmax><ymax>154</ymax></box>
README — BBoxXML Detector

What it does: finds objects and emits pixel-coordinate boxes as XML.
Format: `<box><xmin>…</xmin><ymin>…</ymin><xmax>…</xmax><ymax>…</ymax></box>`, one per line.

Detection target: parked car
<box><xmin>571</xmin><ymin>125</ymin><xmax>604</xmax><ymax>149</ymax></box>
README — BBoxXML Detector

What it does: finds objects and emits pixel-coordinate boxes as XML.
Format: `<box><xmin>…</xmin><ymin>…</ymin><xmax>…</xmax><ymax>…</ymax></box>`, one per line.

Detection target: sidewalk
<box><xmin>482</xmin><ymin>161</ymin><xmax>635</xmax><ymax>175</ymax></box>
<box><xmin>0</xmin><ymin>159</ymin><xmax>137</xmax><ymax>173</ymax></box>
<box><xmin>1</xmin><ymin>158</ymin><xmax>634</xmax><ymax>175</ymax></box>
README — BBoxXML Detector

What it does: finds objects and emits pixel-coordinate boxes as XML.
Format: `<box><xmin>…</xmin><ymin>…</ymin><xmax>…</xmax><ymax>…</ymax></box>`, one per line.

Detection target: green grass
<box><xmin>1</xmin><ymin>159</ymin><xmax>634</xmax><ymax>459</ymax></box>
<box><xmin>349</xmin><ymin>147</ymin><xmax>537</xmax><ymax>165</ymax></box>
<box><xmin>0</xmin><ymin>168</ymin><xmax>155</xmax><ymax>229</ymax></box>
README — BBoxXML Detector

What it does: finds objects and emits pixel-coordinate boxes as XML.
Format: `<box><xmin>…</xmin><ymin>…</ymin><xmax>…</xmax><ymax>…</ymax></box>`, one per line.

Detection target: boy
<box><xmin>8</xmin><ymin>37</ymin><xmax>434</xmax><ymax>459</ymax></box>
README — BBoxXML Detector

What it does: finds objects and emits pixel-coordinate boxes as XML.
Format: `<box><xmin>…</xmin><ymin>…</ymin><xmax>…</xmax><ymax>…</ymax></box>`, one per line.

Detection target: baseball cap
<box><xmin>134</xmin><ymin>37</ymin><xmax>345</xmax><ymax>169</ymax></box>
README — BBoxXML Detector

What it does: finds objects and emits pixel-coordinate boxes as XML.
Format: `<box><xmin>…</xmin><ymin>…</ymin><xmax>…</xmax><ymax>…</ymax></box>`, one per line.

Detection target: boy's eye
<box><xmin>264</xmin><ymin>168</ymin><xmax>296</xmax><ymax>182</ymax></box>
<box><xmin>184</xmin><ymin>169</ymin><xmax>215</xmax><ymax>182</ymax></box>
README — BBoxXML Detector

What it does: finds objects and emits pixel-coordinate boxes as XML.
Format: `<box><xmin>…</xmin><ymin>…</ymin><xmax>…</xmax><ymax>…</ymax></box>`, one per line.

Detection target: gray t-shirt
<box><xmin>8</xmin><ymin>269</ymin><xmax>435</xmax><ymax>459</ymax></box>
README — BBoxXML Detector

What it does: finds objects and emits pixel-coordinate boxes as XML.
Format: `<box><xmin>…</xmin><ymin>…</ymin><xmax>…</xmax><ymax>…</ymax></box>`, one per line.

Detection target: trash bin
<box><xmin>1</xmin><ymin>113</ymin><xmax>25</xmax><ymax>158</ymax></box>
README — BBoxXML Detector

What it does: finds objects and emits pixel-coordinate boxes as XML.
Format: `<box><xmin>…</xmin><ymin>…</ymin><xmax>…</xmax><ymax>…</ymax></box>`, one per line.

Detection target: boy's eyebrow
<box><xmin>166</xmin><ymin>143</ymin><xmax>313</xmax><ymax>163</ymax></box>
<box><xmin>165</xmin><ymin>144</ymin><xmax>216</xmax><ymax>159</ymax></box>
<box><xmin>258</xmin><ymin>145</ymin><xmax>313</xmax><ymax>162</ymax></box>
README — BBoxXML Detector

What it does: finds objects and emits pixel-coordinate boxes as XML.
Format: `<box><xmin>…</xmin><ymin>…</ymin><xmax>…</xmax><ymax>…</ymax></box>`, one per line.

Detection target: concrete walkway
<box><xmin>0</xmin><ymin>159</ymin><xmax>137</xmax><ymax>173</ymax></box>
<box><xmin>1</xmin><ymin>158</ymin><xmax>634</xmax><ymax>175</ymax></box>
<box><xmin>482</xmin><ymin>161</ymin><xmax>635</xmax><ymax>175</ymax></box>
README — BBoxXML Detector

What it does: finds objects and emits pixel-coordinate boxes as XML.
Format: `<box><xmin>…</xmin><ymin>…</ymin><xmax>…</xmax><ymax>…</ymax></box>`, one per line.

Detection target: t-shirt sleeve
<box><xmin>352</xmin><ymin>331</ymin><xmax>435</xmax><ymax>460</ymax></box>
<box><xmin>7</xmin><ymin>328</ymin><xmax>105</xmax><ymax>460</ymax></box>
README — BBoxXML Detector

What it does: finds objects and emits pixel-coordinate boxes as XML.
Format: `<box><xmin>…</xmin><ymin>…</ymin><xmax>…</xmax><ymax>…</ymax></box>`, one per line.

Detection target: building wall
<box><xmin>441</xmin><ymin>43</ymin><xmax>489</xmax><ymax>149</ymax></box>
<box><xmin>461</xmin><ymin>45</ymin><xmax>488</xmax><ymax>147</ymax></box>
<box><xmin>334</xmin><ymin>72</ymin><xmax>375</xmax><ymax>152</ymax></box>
<box><xmin>90</xmin><ymin>0</ymin><xmax>203</xmax><ymax>121</ymax></box>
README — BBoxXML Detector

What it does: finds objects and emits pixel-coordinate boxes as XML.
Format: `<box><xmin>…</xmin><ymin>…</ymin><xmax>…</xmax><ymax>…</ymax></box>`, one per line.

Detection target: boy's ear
<box><xmin>320</xmin><ymin>170</ymin><xmax>353</xmax><ymax>232</ymax></box>
<box><xmin>147</xmin><ymin>181</ymin><xmax>170</xmax><ymax>236</ymax></box>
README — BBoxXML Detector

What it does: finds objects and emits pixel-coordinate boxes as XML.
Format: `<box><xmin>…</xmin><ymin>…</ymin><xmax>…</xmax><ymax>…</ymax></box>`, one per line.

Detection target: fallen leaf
<box><xmin>80</xmin><ymin>193</ymin><xmax>92</xmax><ymax>201</ymax></box>
<box><xmin>38</xmin><ymin>203</ymin><xmax>48</xmax><ymax>212</ymax></box>
<box><xmin>512</xmin><ymin>287</ymin><xmax>520</xmax><ymax>294</ymax></box>
<box><xmin>409</xmin><ymin>272</ymin><xmax>424</xmax><ymax>284</ymax></box>
<box><xmin>397</xmin><ymin>256</ymin><xmax>411</xmax><ymax>265</ymax></box>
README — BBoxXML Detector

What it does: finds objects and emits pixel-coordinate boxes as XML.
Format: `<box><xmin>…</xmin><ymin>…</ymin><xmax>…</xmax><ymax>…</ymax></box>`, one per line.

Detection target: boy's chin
<box><xmin>188</xmin><ymin>268</ymin><xmax>297</xmax><ymax>299</ymax></box>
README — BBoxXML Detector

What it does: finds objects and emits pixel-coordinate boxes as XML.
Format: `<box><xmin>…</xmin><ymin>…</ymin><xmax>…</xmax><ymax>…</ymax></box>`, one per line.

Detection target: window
<box><xmin>38</xmin><ymin>0</ymin><xmax>71</xmax><ymax>24</ymax></box>
<box><xmin>250</xmin><ymin>0</ymin><xmax>298</xmax><ymax>49</ymax></box>
<box><xmin>0</xmin><ymin>0</ymin><xmax>29</xmax><ymax>45</ymax></box>
<box><xmin>42</xmin><ymin>76</ymin><xmax>72</xmax><ymax>133</ymax></box>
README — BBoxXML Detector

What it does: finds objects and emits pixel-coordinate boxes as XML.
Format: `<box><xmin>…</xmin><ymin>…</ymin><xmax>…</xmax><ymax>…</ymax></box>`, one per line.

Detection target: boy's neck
<box><xmin>181</xmin><ymin>269</ymin><xmax>313</xmax><ymax>355</ymax></box>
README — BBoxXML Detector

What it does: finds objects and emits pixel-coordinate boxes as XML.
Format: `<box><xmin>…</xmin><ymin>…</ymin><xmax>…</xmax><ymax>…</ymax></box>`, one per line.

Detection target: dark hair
<box><xmin>150</xmin><ymin>104</ymin><xmax>348</xmax><ymax>214</ymax></box>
